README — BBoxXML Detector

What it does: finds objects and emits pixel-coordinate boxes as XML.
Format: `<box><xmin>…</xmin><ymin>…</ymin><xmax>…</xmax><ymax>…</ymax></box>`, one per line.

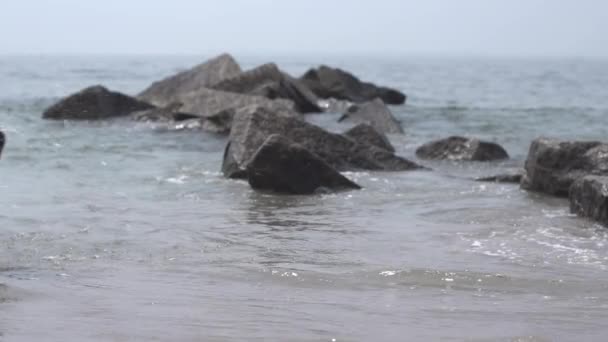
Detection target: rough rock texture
<box><xmin>569</xmin><ymin>175</ymin><xmax>608</xmax><ymax>226</ymax></box>
<box><xmin>131</xmin><ymin>102</ymin><xmax>200</xmax><ymax>123</ymax></box>
<box><xmin>521</xmin><ymin>138</ymin><xmax>608</xmax><ymax>197</ymax></box>
<box><xmin>343</xmin><ymin>123</ymin><xmax>395</xmax><ymax>152</ymax></box>
<box><xmin>138</xmin><ymin>53</ymin><xmax>242</xmax><ymax>106</ymax></box>
<box><xmin>475</xmin><ymin>173</ymin><xmax>523</xmax><ymax>184</ymax></box>
<box><xmin>0</xmin><ymin>130</ymin><xmax>4</xmax><ymax>159</ymax></box>
<box><xmin>222</xmin><ymin>106</ymin><xmax>423</xmax><ymax>178</ymax></box>
<box><xmin>43</xmin><ymin>85</ymin><xmax>153</xmax><ymax>120</ymax></box>
<box><xmin>416</xmin><ymin>136</ymin><xmax>509</xmax><ymax>161</ymax></box>
<box><xmin>246</xmin><ymin>134</ymin><xmax>361</xmax><ymax>194</ymax></box>
<box><xmin>212</xmin><ymin>63</ymin><xmax>321</xmax><ymax>113</ymax></box>
<box><xmin>201</xmin><ymin>104</ymin><xmax>297</xmax><ymax>135</ymax></box>
<box><xmin>338</xmin><ymin>98</ymin><xmax>404</xmax><ymax>134</ymax></box>
<box><xmin>174</xmin><ymin>88</ymin><xmax>295</xmax><ymax>118</ymax></box>
<box><xmin>300</xmin><ymin>65</ymin><xmax>406</xmax><ymax>105</ymax></box>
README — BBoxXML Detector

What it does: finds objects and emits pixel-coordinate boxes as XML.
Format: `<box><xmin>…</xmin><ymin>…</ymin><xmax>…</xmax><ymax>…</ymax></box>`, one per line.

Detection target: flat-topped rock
<box><xmin>569</xmin><ymin>175</ymin><xmax>608</xmax><ymax>226</ymax></box>
<box><xmin>343</xmin><ymin>123</ymin><xmax>395</xmax><ymax>152</ymax></box>
<box><xmin>246</xmin><ymin>134</ymin><xmax>361</xmax><ymax>194</ymax></box>
<box><xmin>300</xmin><ymin>65</ymin><xmax>406</xmax><ymax>105</ymax></box>
<box><xmin>521</xmin><ymin>138</ymin><xmax>608</xmax><ymax>197</ymax></box>
<box><xmin>416</xmin><ymin>136</ymin><xmax>509</xmax><ymax>161</ymax></box>
<box><xmin>43</xmin><ymin>85</ymin><xmax>153</xmax><ymax>120</ymax></box>
<box><xmin>339</xmin><ymin>98</ymin><xmax>403</xmax><ymax>134</ymax></box>
<box><xmin>138</xmin><ymin>53</ymin><xmax>242</xmax><ymax>106</ymax></box>
<box><xmin>212</xmin><ymin>63</ymin><xmax>321</xmax><ymax>113</ymax></box>
<box><xmin>222</xmin><ymin>105</ymin><xmax>423</xmax><ymax>179</ymax></box>
<box><xmin>173</xmin><ymin>87</ymin><xmax>295</xmax><ymax>118</ymax></box>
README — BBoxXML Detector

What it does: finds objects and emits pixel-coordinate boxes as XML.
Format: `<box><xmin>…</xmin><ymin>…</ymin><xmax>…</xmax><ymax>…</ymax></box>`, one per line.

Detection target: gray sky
<box><xmin>0</xmin><ymin>0</ymin><xmax>605</xmax><ymax>57</ymax></box>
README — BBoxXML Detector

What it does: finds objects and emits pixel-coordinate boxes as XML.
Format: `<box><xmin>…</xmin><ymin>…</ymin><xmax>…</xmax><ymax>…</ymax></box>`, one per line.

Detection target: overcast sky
<box><xmin>0</xmin><ymin>0</ymin><xmax>605</xmax><ymax>57</ymax></box>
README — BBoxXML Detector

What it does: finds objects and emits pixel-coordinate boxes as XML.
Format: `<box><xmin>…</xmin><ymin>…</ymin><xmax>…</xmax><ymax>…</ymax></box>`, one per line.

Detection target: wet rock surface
<box><xmin>416</xmin><ymin>136</ymin><xmax>509</xmax><ymax>161</ymax></box>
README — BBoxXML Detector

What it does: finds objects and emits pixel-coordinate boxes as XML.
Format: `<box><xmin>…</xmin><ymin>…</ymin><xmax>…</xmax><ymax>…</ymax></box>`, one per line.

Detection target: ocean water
<box><xmin>1</xmin><ymin>55</ymin><xmax>608</xmax><ymax>341</ymax></box>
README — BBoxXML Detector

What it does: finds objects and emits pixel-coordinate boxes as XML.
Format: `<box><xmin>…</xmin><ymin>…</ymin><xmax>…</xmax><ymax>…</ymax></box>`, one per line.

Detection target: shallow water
<box><xmin>1</xmin><ymin>55</ymin><xmax>608</xmax><ymax>341</ymax></box>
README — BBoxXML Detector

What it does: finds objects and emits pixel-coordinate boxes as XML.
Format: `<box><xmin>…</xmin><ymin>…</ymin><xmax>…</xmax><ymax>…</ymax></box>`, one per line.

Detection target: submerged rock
<box><xmin>43</xmin><ymin>85</ymin><xmax>153</xmax><ymax>120</ymax></box>
<box><xmin>222</xmin><ymin>105</ymin><xmax>422</xmax><ymax>178</ymax></box>
<box><xmin>131</xmin><ymin>102</ymin><xmax>199</xmax><ymax>123</ymax></box>
<box><xmin>475</xmin><ymin>172</ymin><xmax>523</xmax><ymax>184</ymax></box>
<box><xmin>338</xmin><ymin>98</ymin><xmax>403</xmax><ymax>134</ymax></box>
<box><xmin>246</xmin><ymin>134</ymin><xmax>361</xmax><ymax>194</ymax></box>
<box><xmin>416</xmin><ymin>136</ymin><xmax>509</xmax><ymax>161</ymax></box>
<box><xmin>343</xmin><ymin>123</ymin><xmax>395</xmax><ymax>152</ymax></box>
<box><xmin>138</xmin><ymin>53</ymin><xmax>242</xmax><ymax>106</ymax></box>
<box><xmin>212</xmin><ymin>63</ymin><xmax>321</xmax><ymax>113</ymax></box>
<box><xmin>300</xmin><ymin>65</ymin><xmax>406</xmax><ymax>105</ymax></box>
<box><xmin>569</xmin><ymin>175</ymin><xmax>608</xmax><ymax>226</ymax></box>
<box><xmin>521</xmin><ymin>138</ymin><xmax>608</xmax><ymax>197</ymax></box>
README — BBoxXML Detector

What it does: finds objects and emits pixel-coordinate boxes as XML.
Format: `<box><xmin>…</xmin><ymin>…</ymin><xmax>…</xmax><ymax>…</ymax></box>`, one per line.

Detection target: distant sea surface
<box><xmin>1</xmin><ymin>55</ymin><xmax>608</xmax><ymax>341</ymax></box>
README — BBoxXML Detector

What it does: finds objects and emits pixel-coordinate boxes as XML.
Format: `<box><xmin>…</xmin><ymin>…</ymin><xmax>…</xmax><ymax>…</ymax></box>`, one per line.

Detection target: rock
<box><xmin>343</xmin><ymin>123</ymin><xmax>395</xmax><ymax>152</ymax></box>
<box><xmin>475</xmin><ymin>173</ymin><xmax>523</xmax><ymax>184</ymax></box>
<box><xmin>521</xmin><ymin>138</ymin><xmax>608</xmax><ymax>197</ymax></box>
<box><xmin>318</xmin><ymin>98</ymin><xmax>354</xmax><ymax>113</ymax></box>
<box><xmin>212</xmin><ymin>63</ymin><xmax>322</xmax><ymax>113</ymax></box>
<box><xmin>338</xmin><ymin>98</ymin><xmax>403</xmax><ymax>134</ymax></box>
<box><xmin>416</xmin><ymin>136</ymin><xmax>509</xmax><ymax>161</ymax></box>
<box><xmin>569</xmin><ymin>175</ymin><xmax>608</xmax><ymax>226</ymax></box>
<box><xmin>131</xmin><ymin>102</ymin><xmax>200</xmax><ymax>123</ymax></box>
<box><xmin>174</xmin><ymin>88</ymin><xmax>295</xmax><ymax>118</ymax></box>
<box><xmin>300</xmin><ymin>65</ymin><xmax>406</xmax><ymax>105</ymax></box>
<box><xmin>43</xmin><ymin>85</ymin><xmax>153</xmax><ymax>120</ymax></box>
<box><xmin>0</xmin><ymin>130</ymin><xmax>4</xmax><ymax>159</ymax></box>
<box><xmin>246</xmin><ymin>134</ymin><xmax>361</xmax><ymax>194</ymax></box>
<box><xmin>201</xmin><ymin>104</ymin><xmax>297</xmax><ymax>134</ymax></box>
<box><xmin>138</xmin><ymin>53</ymin><xmax>242</xmax><ymax>106</ymax></box>
<box><xmin>222</xmin><ymin>105</ymin><xmax>423</xmax><ymax>178</ymax></box>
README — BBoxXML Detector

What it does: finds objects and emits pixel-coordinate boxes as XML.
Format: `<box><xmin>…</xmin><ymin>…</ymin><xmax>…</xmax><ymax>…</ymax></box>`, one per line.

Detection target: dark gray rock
<box><xmin>521</xmin><ymin>138</ymin><xmax>608</xmax><ymax>197</ymax></box>
<box><xmin>222</xmin><ymin>105</ymin><xmax>423</xmax><ymax>178</ymax></box>
<box><xmin>212</xmin><ymin>63</ymin><xmax>321</xmax><ymax>114</ymax></box>
<box><xmin>569</xmin><ymin>175</ymin><xmax>608</xmax><ymax>226</ymax></box>
<box><xmin>131</xmin><ymin>102</ymin><xmax>200</xmax><ymax>123</ymax></box>
<box><xmin>343</xmin><ymin>123</ymin><xmax>395</xmax><ymax>152</ymax></box>
<box><xmin>43</xmin><ymin>85</ymin><xmax>153</xmax><ymax>120</ymax></box>
<box><xmin>138</xmin><ymin>53</ymin><xmax>242</xmax><ymax>107</ymax></box>
<box><xmin>246</xmin><ymin>134</ymin><xmax>361</xmax><ymax>194</ymax></box>
<box><xmin>476</xmin><ymin>173</ymin><xmax>523</xmax><ymax>184</ymax></box>
<box><xmin>174</xmin><ymin>88</ymin><xmax>295</xmax><ymax>118</ymax></box>
<box><xmin>0</xmin><ymin>130</ymin><xmax>4</xmax><ymax>159</ymax></box>
<box><xmin>201</xmin><ymin>104</ymin><xmax>297</xmax><ymax>135</ymax></box>
<box><xmin>416</xmin><ymin>136</ymin><xmax>509</xmax><ymax>161</ymax></box>
<box><xmin>338</xmin><ymin>98</ymin><xmax>403</xmax><ymax>134</ymax></box>
<box><xmin>300</xmin><ymin>65</ymin><xmax>406</xmax><ymax>105</ymax></box>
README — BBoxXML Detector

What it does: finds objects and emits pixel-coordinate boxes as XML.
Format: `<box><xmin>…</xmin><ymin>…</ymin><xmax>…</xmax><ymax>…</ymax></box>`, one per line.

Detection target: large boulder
<box><xmin>416</xmin><ymin>136</ymin><xmax>509</xmax><ymax>161</ymax></box>
<box><xmin>222</xmin><ymin>106</ymin><xmax>423</xmax><ymax>178</ymax></box>
<box><xmin>201</xmin><ymin>104</ymin><xmax>297</xmax><ymax>135</ymax></box>
<box><xmin>138</xmin><ymin>53</ymin><xmax>242</xmax><ymax>106</ymax></box>
<box><xmin>212</xmin><ymin>63</ymin><xmax>321</xmax><ymax>114</ymax></box>
<box><xmin>300</xmin><ymin>65</ymin><xmax>406</xmax><ymax>105</ymax></box>
<box><xmin>246</xmin><ymin>134</ymin><xmax>361</xmax><ymax>194</ymax></box>
<box><xmin>569</xmin><ymin>175</ymin><xmax>608</xmax><ymax>226</ymax></box>
<box><xmin>338</xmin><ymin>98</ymin><xmax>403</xmax><ymax>134</ymax></box>
<box><xmin>343</xmin><ymin>123</ymin><xmax>395</xmax><ymax>152</ymax></box>
<box><xmin>42</xmin><ymin>85</ymin><xmax>153</xmax><ymax>120</ymax></box>
<box><xmin>521</xmin><ymin>138</ymin><xmax>608</xmax><ymax>197</ymax></box>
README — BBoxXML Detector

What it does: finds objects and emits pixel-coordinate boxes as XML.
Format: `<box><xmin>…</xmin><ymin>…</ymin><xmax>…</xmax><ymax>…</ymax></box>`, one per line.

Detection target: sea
<box><xmin>1</xmin><ymin>54</ymin><xmax>608</xmax><ymax>341</ymax></box>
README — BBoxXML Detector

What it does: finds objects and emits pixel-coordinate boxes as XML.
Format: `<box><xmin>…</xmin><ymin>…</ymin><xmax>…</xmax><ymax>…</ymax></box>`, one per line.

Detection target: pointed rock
<box><xmin>138</xmin><ymin>53</ymin><xmax>242</xmax><ymax>106</ymax></box>
<box><xmin>246</xmin><ymin>134</ymin><xmax>361</xmax><ymax>194</ymax></box>
<box><xmin>343</xmin><ymin>123</ymin><xmax>395</xmax><ymax>152</ymax></box>
<box><xmin>222</xmin><ymin>105</ymin><xmax>422</xmax><ymax>178</ymax></box>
